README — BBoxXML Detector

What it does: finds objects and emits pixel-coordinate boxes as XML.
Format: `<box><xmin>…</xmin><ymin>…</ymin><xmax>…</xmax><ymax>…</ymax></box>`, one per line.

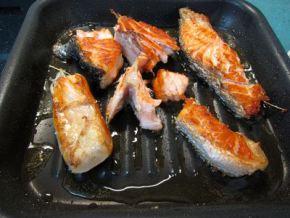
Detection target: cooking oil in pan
<box><xmin>22</xmin><ymin>87</ymin><xmax>55</xmax><ymax>182</ymax></box>
<box><xmin>22</xmin><ymin>25</ymin><xmax>285</xmax><ymax>205</ymax></box>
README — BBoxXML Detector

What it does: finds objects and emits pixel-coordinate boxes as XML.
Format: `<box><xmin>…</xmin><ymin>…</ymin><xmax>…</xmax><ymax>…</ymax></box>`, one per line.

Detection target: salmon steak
<box><xmin>176</xmin><ymin>98</ymin><xmax>268</xmax><ymax>177</ymax></box>
<box><xmin>179</xmin><ymin>8</ymin><xmax>268</xmax><ymax>118</ymax></box>
<box><xmin>106</xmin><ymin>55</ymin><xmax>162</xmax><ymax>131</ymax></box>
<box><xmin>113</xmin><ymin>12</ymin><xmax>179</xmax><ymax>72</ymax></box>
<box><xmin>51</xmin><ymin>73</ymin><xmax>113</xmax><ymax>173</ymax></box>
<box><xmin>53</xmin><ymin>28</ymin><xmax>123</xmax><ymax>89</ymax></box>
<box><xmin>152</xmin><ymin>69</ymin><xmax>189</xmax><ymax>102</ymax></box>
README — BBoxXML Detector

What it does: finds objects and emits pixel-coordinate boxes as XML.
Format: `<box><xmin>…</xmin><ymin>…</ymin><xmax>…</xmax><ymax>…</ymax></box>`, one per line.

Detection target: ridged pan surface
<box><xmin>0</xmin><ymin>0</ymin><xmax>289</xmax><ymax>216</ymax></box>
<box><xmin>22</xmin><ymin>25</ymin><xmax>284</xmax><ymax>205</ymax></box>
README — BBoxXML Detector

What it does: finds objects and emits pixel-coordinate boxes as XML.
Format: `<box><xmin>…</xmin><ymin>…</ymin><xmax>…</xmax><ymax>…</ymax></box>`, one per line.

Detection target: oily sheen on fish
<box><xmin>51</xmin><ymin>73</ymin><xmax>113</xmax><ymax>173</ymax></box>
<box><xmin>176</xmin><ymin>98</ymin><xmax>268</xmax><ymax>177</ymax></box>
<box><xmin>179</xmin><ymin>8</ymin><xmax>268</xmax><ymax>118</ymax></box>
<box><xmin>53</xmin><ymin>28</ymin><xmax>123</xmax><ymax>89</ymax></box>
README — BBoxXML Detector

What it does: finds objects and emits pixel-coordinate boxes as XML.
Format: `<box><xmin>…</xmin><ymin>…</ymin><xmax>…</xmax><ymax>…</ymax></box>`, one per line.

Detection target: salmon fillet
<box><xmin>51</xmin><ymin>73</ymin><xmax>113</xmax><ymax>173</ymax></box>
<box><xmin>179</xmin><ymin>8</ymin><xmax>268</xmax><ymax>118</ymax></box>
<box><xmin>176</xmin><ymin>98</ymin><xmax>268</xmax><ymax>177</ymax></box>
<box><xmin>114</xmin><ymin>12</ymin><xmax>179</xmax><ymax>72</ymax></box>
<box><xmin>53</xmin><ymin>28</ymin><xmax>123</xmax><ymax>89</ymax></box>
<box><xmin>152</xmin><ymin>69</ymin><xmax>189</xmax><ymax>102</ymax></box>
<box><xmin>106</xmin><ymin>55</ymin><xmax>162</xmax><ymax>131</ymax></box>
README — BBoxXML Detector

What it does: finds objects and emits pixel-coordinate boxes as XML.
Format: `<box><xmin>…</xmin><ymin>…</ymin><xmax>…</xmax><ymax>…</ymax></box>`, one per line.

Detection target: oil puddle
<box><xmin>22</xmin><ymin>143</ymin><xmax>54</xmax><ymax>181</ymax></box>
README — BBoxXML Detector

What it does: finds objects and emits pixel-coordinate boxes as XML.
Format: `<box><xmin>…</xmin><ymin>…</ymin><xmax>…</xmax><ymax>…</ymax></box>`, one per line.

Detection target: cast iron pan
<box><xmin>0</xmin><ymin>0</ymin><xmax>290</xmax><ymax>217</ymax></box>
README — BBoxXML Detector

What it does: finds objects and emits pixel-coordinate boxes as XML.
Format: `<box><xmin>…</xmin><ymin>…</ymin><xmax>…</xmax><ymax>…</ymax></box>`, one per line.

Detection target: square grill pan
<box><xmin>0</xmin><ymin>0</ymin><xmax>290</xmax><ymax>217</ymax></box>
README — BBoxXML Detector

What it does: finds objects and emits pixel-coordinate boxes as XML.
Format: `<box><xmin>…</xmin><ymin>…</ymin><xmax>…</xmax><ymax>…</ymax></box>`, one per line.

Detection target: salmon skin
<box><xmin>106</xmin><ymin>55</ymin><xmax>162</xmax><ymax>131</ymax></box>
<box><xmin>113</xmin><ymin>12</ymin><xmax>179</xmax><ymax>72</ymax></box>
<box><xmin>53</xmin><ymin>28</ymin><xmax>123</xmax><ymax>89</ymax></box>
<box><xmin>51</xmin><ymin>72</ymin><xmax>113</xmax><ymax>173</ymax></box>
<box><xmin>179</xmin><ymin>8</ymin><xmax>268</xmax><ymax>118</ymax></box>
<box><xmin>176</xmin><ymin>98</ymin><xmax>268</xmax><ymax>177</ymax></box>
<box><xmin>152</xmin><ymin>69</ymin><xmax>189</xmax><ymax>102</ymax></box>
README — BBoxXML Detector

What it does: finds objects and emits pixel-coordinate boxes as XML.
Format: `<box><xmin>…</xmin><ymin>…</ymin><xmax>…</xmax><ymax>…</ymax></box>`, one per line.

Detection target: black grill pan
<box><xmin>0</xmin><ymin>0</ymin><xmax>290</xmax><ymax>217</ymax></box>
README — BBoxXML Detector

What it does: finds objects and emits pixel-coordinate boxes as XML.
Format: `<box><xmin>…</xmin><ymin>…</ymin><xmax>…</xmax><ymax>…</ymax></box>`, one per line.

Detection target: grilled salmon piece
<box><xmin>106</xmin><ymin>55</ymin><xmax>162</xmax><ymax>130</ymax></box>
<box><xmin>153</xmin><ymin>69</ymin><xmax>189</xmax><ymax>102</ymax></box>
<box><xmin>53</xmin><ymin>28</ymin><xmax>123</xmax><ymax>89</ymax></box>
<box><xmin>179</xmin><ymin>8</ymin><xmax>268</xmax><ymax>118</ymax></box>
<box><xmin>114</xmin><ymin>12</ymin><xmax>179</xmax><ymax>72</ymax></box>
<box><xmin>114</xmin><ymin>31</ymin><xmax>161</xmax><ymax>72</ymax></box>
<box><xmin>176</xmin><ymin>98</ymin><xmax>268</xmax><ymax>177</ymax></box>
<box><xmin>51</xmin><ymin>73</ymin><xmax>113</xmax><ymax>173</ymax></box>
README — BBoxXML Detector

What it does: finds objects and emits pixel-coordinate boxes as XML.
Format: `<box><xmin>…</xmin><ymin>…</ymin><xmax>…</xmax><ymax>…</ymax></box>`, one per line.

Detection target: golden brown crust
<box><xmin>177</xmin><ymin>98</ymin><xmax>268</xmax><ymax>168</ymax></box>
<box><xmin>179</xmin><ymin>8</ymin><xmax>268</xmax><ymax>117</ymax></box>
<box><xmin>117</xmin><ymin>16</ymin><xmax>179</xmax><ymax>51</ymax></box>
<box><xmin>52</xmin><ymin>74</ymin><xmax>113</xmax><ymax>169</ymax></box>
<box><xmin>76</xmin><ymin>38</ymin><xmax>122</xmax><ymax>74</ymax></box>
<box><xmin>75</xmin><ymin>30</ymin><xmax>123</xmax><ymax>88</ymax></box>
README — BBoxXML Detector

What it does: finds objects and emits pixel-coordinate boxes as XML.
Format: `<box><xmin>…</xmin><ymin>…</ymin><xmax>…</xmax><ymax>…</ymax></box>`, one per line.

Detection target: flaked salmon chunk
<box><xmin>153</xmin><ymin>69</ymin><xmax>189</xmax><ymax>102</ymax></box>
<box><xmin>106</xmin><ymin>55</ymin><xmax>162</xmax><ymax>131</ymax></box>
<box><xmin>114</xmin><ymin>12</ymin><xmax>179</xmax><ymax>72</ymax></box>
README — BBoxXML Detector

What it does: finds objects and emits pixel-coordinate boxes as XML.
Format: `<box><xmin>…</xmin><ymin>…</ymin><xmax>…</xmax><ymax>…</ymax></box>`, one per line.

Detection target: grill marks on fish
<box><xmin>153</xmin><ymin>69</ymin><xmax>189</xmax><ymax>102</ymax></box>
<box><xmin>176</xmin><ymin>98</ymin><xmax>268</xmax><ymax>177</ymax></box>
<box><xmin>51</xmin><ymin>73</ymin><xmax>113</xmax><ymax>173</ymax></box>
<box><xmin>114</xmin><ymin>13</ymin><xmax>179</xmax><ymax>72</ymax></box>
<box><xmin>53</xmin><ymin>28</ymin><xmax>123</xmax><ymax>89</ymax></box>
<box><xmin>179</xmin><ymin>8</ymin><xmax>268</xmax><ymax>118</ymax></box>
<box><xmin>106</xmin><ymin>55</ymin><xmax>162</xmax><ymax>131</ymax></box>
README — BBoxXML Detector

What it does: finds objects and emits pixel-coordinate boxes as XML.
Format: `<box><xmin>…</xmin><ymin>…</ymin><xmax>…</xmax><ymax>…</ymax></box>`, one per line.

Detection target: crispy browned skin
<box><xmin>114</xmin><ymin>13</ymin><xmax>179</xmax><ymax>72</ymax></box>
<box><xmin>75</xmin><ymin>29</ymin><xmax>123</xmax><ymax>88</ymax></box>
<box><xmin>153</xmin><ymin>69</ymin><xmax>189</xmax><ymax>102</ymax></box>
<box><xmin>176</xmin><ymin>98</ymin><xmax>268</xmax><ymax>176</ymax></box>
<box><xmin>52</xmin><ymin>73</ymin><xmax>113</xmax><ymax>173</ymax></box>
<box><xmin>179</xmin><ymin>8</ymin><xmax>268</xmax><ymax>118</ymax></box>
